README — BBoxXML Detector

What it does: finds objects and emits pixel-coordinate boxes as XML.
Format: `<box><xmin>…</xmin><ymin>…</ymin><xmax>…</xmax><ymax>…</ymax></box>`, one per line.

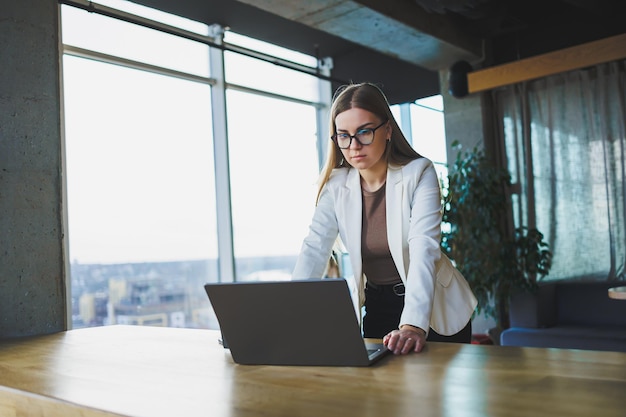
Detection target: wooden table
<box><xmin>1</xmin><ymin>325</ymin><xmax>625</xmax><ymax>417</ymax></box>
<box><xmin>608</xmin><ymin>285</ymin><xmax>626</xmax><ymax>300</ymax></box>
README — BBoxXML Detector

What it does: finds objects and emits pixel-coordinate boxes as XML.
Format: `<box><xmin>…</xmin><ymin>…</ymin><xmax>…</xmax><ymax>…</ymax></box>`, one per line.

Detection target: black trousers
<box><xmin>363</xmin><ymin>282</ymin><xmax>472</xmax><ymax>343</ymax></box>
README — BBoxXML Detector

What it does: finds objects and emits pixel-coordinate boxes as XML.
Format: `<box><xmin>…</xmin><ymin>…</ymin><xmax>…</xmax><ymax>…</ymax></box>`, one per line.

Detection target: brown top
<box><xmin>361</xmin><ymin>184</ymin><xmax>402</xmax><ymax>285</ymax></box>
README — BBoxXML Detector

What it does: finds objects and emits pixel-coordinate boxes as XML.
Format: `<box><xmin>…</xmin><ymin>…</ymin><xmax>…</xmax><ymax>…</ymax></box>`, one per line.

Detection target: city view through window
<box><xmin>61</xmin><ymin>0</ymin><xmax>447</xmax><ymax>331</ymax></box>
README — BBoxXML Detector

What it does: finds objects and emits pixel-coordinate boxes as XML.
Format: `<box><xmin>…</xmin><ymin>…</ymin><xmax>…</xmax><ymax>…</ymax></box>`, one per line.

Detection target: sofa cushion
<box><xmin>501</xmin><ymin>325</ymin><xmax>626</xmax><ymax>352</ymax></box>
<box><xmin>508</xmin><ymin>284</ymin><xmax>557</xmax><ymax>328</ymax></box>
<box><xmin>556</xmin><ymin>281</ymin><xmax>626</xmax><ymax>326</ymax></box>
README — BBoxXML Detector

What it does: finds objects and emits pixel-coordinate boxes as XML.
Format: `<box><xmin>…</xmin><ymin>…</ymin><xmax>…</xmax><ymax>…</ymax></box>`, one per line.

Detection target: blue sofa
<box><xmin>500</xmin><ymin>280</ymin><xmax>626</xmax><ymax>352</ymax></box>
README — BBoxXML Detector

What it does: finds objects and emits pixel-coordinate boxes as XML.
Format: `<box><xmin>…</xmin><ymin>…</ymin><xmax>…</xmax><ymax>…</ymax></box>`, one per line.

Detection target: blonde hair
<box><xmin>316</xmin><ymin>82</ymin><xmax>421</xmax><ymax>203</ymax></box>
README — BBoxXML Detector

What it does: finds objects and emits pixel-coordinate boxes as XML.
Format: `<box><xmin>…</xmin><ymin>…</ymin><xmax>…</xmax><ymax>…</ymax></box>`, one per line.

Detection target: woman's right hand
<box><xmin>383</xmin><ymin>325</ymin><xmax>426</xmax><ymax>354</ymax></box>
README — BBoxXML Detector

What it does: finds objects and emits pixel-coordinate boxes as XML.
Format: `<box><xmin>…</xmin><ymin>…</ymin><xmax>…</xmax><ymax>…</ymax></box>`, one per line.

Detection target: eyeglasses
<box><xmin>331</xmin><ymin>120</ymin><xmax>387</xmax><ymax>149</ymax></box>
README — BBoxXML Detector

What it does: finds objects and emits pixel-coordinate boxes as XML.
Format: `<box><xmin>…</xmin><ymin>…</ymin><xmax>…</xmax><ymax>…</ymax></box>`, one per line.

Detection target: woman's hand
<box><xmin>383</xmin><ymin>325</ymin><xmax>426</xmax><ymax>354</ymax></box>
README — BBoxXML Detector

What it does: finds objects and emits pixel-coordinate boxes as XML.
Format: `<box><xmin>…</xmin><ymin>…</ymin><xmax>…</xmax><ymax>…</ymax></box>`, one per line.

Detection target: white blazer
<box><xmin>292</xmin><ymin>158</ymin><xmax>477</xmax><ymax>335</ymax></box>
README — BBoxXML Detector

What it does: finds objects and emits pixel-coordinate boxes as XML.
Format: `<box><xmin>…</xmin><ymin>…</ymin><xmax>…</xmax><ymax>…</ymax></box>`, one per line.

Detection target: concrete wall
<box><xmin>439</xmin><ymin>69</ymin><xmax>486</xmax><ymax>161</ymax></box>
<box><xmin>0</xmin><ymin>0</ymin><xmax>67</xmax><ymax>337</ymax></box>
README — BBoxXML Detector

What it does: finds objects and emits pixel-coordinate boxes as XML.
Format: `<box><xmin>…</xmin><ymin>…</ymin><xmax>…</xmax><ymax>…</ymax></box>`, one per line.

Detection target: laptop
<box><xmin>203</xmin><ymin>279</ymin><xmax>390</xmax><ymax>366</ymax></box>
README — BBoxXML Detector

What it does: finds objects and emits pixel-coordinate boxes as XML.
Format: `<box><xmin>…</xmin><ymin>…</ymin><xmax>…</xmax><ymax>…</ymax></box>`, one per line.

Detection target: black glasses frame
<box><xmin>331</xmin><ymin>120</ymin><xmax>388</xmax><ymax>149</ymax></box>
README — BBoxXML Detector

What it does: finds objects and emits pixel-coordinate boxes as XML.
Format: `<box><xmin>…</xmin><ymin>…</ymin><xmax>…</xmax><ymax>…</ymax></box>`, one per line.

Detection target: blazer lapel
<box><xmin>386</xmin><ymin>166</ymin><xmax>408</xmax><ymax>281</ymax></box>
<box><xmin>342</xmin><ymin>168</ymin><xmax>363</xmax><ymax>280</ymax></box>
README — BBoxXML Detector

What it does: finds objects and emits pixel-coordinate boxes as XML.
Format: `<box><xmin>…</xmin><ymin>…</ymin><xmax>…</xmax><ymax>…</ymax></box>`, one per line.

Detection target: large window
<box><xmin>391</xmin><ymin>95</ymin><xmax>447</xmax><ymax>173</ymax></box>
<box><xmin>223</xmin><ymin>33</ymin><xmax>321</xmax><ymax>281</ymax></box>
<box><xmin>61</xmin><ymin>1</ymin><xmax>325</xmax><ymax>330</ymax></box>
<box><xmin>62</xmin><ymin>2</ymin><xmax>219</xmax><ymax>329</ymax></box>
<box><xmin>226</xmin><ymin>90</ymin><xmax>319</xmax><ymax>280</ymax></box>
<box><xmin>61</xmin><ymin>0</ymin><xmax>448</xmax><ymax>331</ymax></box>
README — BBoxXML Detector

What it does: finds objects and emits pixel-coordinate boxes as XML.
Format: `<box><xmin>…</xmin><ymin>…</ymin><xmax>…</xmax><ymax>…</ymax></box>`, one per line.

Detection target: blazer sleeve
<box><xmin>399</xmin><ymin>161</ymin><xmax>443</xmax><ymax>333</ymax></box>
<box><xmin>292</xmin><ymin>177</ymin><xmax>340</xmax><ymax>279</ymax></box>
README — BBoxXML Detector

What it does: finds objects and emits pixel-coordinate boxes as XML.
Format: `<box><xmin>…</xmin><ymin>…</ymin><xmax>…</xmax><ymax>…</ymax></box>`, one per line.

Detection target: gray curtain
<box><xmin>494</xmin><ymin>59</ymin><xmax>626</xmax><ymax>282</ymax></box>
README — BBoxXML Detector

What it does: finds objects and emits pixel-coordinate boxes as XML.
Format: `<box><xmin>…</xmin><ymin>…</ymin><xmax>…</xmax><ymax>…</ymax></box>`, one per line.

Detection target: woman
<box><xmin>292</xmin><ymin>82</ymin><xmax>477</xmax><ymax>355</ymax></box>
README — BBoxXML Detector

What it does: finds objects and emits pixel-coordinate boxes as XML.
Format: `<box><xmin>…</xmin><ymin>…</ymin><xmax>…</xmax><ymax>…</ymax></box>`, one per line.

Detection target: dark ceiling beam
<box><xmin>468</xmin><ymin>33</ymin><xmax>626</xmax><ymax>94</ymax></box>
<box><xmin>235</xmin><ymin>0</ymin><xmax>483</xmax><ymax>71</ymax></box>
<box><xmin>558</xmin><ymin>0</ymin><xmax>623</xmax><ymax>16</ymax></box>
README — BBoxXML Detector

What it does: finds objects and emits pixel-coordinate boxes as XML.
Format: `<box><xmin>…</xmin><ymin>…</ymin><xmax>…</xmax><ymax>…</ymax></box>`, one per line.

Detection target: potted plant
<box><xmin>441</xmin><ymin>143</ymin><xmax>552</xmax><ymax>339</ymax></box>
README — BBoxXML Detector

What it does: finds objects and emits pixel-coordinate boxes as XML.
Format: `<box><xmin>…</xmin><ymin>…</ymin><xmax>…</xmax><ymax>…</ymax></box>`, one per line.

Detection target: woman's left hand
<box><xmin>383</xmin><ymin>325</ymin><xmax>426</xmax><ymax>354</ymax></box>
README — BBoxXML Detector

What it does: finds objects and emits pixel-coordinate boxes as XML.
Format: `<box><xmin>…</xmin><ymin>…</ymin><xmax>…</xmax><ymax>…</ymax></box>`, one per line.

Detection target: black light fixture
<box><xmin>448</xmin><ymin>60</ymin><xmax>473</xmax><ymax>98</ymax></box>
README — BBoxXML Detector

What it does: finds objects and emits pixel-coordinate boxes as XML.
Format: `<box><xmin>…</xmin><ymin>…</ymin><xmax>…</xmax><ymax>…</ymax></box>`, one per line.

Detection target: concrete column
<box><xmin>439</xmin><ymin>69</ymin><xmax>487</xmax><ymax>161</ymax></box>
<box><xmin>0</xmin><ymin>0</ymin><xmax>67</xmax><ymax>337</ymax></box>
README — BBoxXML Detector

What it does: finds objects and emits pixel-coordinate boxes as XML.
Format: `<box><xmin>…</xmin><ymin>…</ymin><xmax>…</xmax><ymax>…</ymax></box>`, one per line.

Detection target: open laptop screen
<box><xmin>204</xmin><ymin>279</ymin><xmax>389</xmax><ymax>366</ymax></box>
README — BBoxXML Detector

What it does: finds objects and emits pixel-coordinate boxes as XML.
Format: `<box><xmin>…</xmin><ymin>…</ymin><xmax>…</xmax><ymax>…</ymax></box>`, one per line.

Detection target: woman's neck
<box><xmin>359</xmin><ymin>164</ymin><xmax>387</xmax><ymax>192</ymax></box>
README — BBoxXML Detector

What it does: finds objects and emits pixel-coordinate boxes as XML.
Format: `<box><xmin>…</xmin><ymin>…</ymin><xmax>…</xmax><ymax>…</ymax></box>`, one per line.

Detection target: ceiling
<box><xmin>412</xmin><ymin>0</ymin><xmax>626</xmax><ymax>64</ymax></box>
<box><xmin>131</xmin><ymin>0</ymin><xmax>625</xmax><ymax>103</ymax></box>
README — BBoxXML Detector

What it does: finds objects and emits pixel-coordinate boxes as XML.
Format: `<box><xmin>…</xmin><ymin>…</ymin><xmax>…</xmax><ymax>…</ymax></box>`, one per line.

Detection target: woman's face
<box><xmin>334</xmin><ymin>107</ymin><xmax>390</xmax><ymax>171</ymax></box>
